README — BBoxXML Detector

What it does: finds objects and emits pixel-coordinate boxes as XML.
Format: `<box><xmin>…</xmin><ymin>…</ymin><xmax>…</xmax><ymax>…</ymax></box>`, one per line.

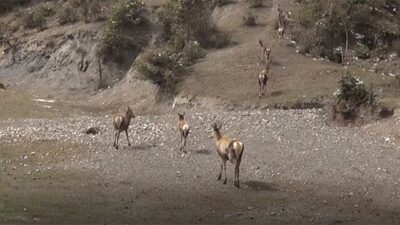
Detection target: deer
<box><xmin>276</xmin><ymin>4</ymin><xmax>291</xmax><ymax>44</ymax></box>
<box><xmin>277</xmin><ymin>18</ymin><xmax>285</xmax><ymax>44</ymax></box>
<box><xmin>258</xmin><ymin>40</ymin><xmax>271</xmax><ymax>97</ymax></box>
<box><xmin>113</xmin><ymin>106</ymin><xmax>135</xmax><ymax>149</ymax></box>
<box><xmin>177</xmin><ymin>113</ymin><xmax>190</xmax><ymax>153</ymax></box>
<box><xmin>212</xmin><ymin>122</ymin><xmax>244</xmax><ymax>188</ymax></box>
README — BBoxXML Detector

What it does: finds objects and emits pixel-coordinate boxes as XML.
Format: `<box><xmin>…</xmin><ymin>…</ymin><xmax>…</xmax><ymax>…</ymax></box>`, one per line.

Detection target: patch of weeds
<box><xmin>247</xmin><ymin>0</ymin><xmax>263</xmax><ymax>8</ymax></box>
<box><xmin>20</xmin><ymin>3</ymin><xmax>54</xmax><ymax>29</ymax></box>
<box><xmin>57</xmin><ymin>2</ymin><xmax>78</xmax><ymax>25</ymax></box>
<box><xmin>242</xmin><ymin>11</ymin><xmax>257</xmax><ymax>26</ymax></box>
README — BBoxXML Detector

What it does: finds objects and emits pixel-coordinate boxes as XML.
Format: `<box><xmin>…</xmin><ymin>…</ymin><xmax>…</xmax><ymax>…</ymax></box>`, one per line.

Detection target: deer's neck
<box><xmin>125</xmin><ymin>115</ymin><xmax>132</xmax><ymax>125</ymax></box>
<box><xmin>214</xmin><ymin>131</ymin><xmax>222</xmax><ymax>141</ymax></box>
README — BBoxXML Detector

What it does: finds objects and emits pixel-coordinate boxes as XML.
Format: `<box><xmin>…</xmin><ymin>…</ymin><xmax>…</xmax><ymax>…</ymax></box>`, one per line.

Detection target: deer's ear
<box><xmin>219</xmin><ymin>122</ymin><xmax>223</xmax><ymax>129</ymax></box>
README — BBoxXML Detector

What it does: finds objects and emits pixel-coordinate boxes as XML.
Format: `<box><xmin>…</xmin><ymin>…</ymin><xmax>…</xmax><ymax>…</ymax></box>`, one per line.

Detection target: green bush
<box><xmin>86</xmin><ymin>0</ymin><xmax>102</xmax><ymax>22</ymax></box>
<box><xmin>333</xmin><ymin>73</ymin><xmax>375</xmax><ymax>118</ymax></box>
<box><xmin>0</xmin><ymin>83</ymin><xmax>5</xmax><ymax>90</ymax></box>
<box><xmin>136</xmin><ymin>41</ymin><xmax>205</xmax><ymax>94</ymax></box>
<box><xmin>291</xmin><ymin>0</ymin><xmax>400</xmax><ymax>62</ymax></box>
<box><xmin>213</xmin><ymin>0</ymin><xmax>233</xmax><ymax>7</ymax></box>
<box><xmin>242</xmin><ymin>12</ymin><xmax>257</xmax><ymax>26</ymax></box>
<box><xmin>355</xmin><ymin>42</ymin><xmax>371</xmax><ymax>59</ymax></box>
<box><xmin>57</xmin><ymin>2</ymin><xmax>78</xmax><ymax>25</ymax></box>
<box><xmin>97</xmin><ymin>0</ymin><xmax>144</xmax><ymax>57</ymax></box>
<box><xmin>19</xmin><ymin>3</ymin><xmax>53</xmax><ymax>29</ymax></box>
<box><xmin>159</xmin><ymin>0</ymin><xmax>219</xmax><ymax>48</ymax></box>
<box><xmin>180</xmin><ymin>40</ymin><xmax>206</xmax><ymax>66</ymax></box>
<box><xmin>135</xmin><ymin>47</ymin><xmax>186</xmax><ymax>94</ymax></box>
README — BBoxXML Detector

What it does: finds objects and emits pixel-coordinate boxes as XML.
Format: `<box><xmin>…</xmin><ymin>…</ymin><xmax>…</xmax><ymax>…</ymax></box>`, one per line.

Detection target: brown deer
<box><xmin>177</xmin><ymin>113</ymin><xmax>190</xmax><ymax>153</ymax></box>
<box><xmin>277</xmin><ymin>19</ymin><xmax>285</xmax><ymax>44</ymax></box>
<box><xmin>212</xmin><ymin>122</ymin><xmax>245</xmax><ymax>188</ymax></box>
<box><xmin>113</xmin><ymin>106</ymin><xmax>135</xmax><ymax>149</ymax></box>
<box><xmin>258</xmin><ymin>40</ymin><xmax>271</xmax><ymax>97</ymax></box>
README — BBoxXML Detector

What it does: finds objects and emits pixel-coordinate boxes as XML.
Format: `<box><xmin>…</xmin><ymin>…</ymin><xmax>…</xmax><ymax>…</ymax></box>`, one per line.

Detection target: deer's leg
<box><xmin>115</xmin><ymin>130</ymin><xmax>121</xmax><ymax>149</ymax></box>
<box><xmin>217</xmin><ymin>162</ymin><xmax>223</xmax><ymax>180</ymax></box>
<box><xmin>113</xmin><ymin>130</ymin><xmax>118</xmax><ymax>147</ymax></box>
<box><xmin>179</xmin><ymin>131</ymin><xmax>183</xmax><ymax>151</ymax></box>
<box><xmin>116</xmin><ymin>131</ymin><xmax>121</xmax><ymax>149</ymax></box>
<box><xmin>223</xmin><ymin>160</ymin><xmax>227</xmax><ymax>185</ymax></box>
<box><xmin>233</xmin><ymin>164</ymin><xmax>237</xmax><ymax>186</ymax></box>
<box><xmin>183</xmin><ymin>136</ymin><xmax>187</xmax><ymax>153</ymax></box>
<box><xmin>235</xmin><ymin>163</ymin><xmax>241</xmax><ymax>188</ymax></box>
<box><xmin>125</xmin><ymin>129</ymin><xmax>131</xmax><ymax>146</ymax></box>
<box><xmin>259</xmin><ymin>81</ymin><xmax>262</xmax><ymax>98</ymax></box>
<box><xmin>263</xmin><ymin>81</ymin><xmax>267</xmax><ymax>95</ymax></box>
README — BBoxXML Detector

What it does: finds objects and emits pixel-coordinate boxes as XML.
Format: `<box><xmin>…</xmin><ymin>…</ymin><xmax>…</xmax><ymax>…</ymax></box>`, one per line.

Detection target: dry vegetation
<box><xmin>291</xmin><ymin>0</ymin><xmax>400</xmax><ymax>63</ymax></box>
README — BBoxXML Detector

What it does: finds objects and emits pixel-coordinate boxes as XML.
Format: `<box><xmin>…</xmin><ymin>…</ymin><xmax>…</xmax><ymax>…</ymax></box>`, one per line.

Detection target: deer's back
<box><xmin>114</xmin><ymin>115</ymin><xmax>128</xmax><ymax>131</ymax></box>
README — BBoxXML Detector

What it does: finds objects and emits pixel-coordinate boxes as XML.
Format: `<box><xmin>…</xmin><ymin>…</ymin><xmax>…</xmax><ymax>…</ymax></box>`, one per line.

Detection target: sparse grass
<box><xmin>80</xmin><ymin>0</ymin><xmax>103</xmax><ymax>22</ymax></box>
<box><xmin>57</xmin><ymin>2</ymin><xmax>78</xmax><ymax>25</ymax></box>
<box><xmin>242</xmin><ymin>11</ymin><xmax>257</xmax><ymax>26</ymax></box>
<box><xmin>180</xmin><ymin>41</ymin><xmax>206</xmax><ymax>66</ymax></box>
<box><xmin>247</xmin><ymin>0</ymin><xmax>263</xmax><ymax>8</ymax></box>
<box><xmin>19</xmin><ymin>3</ymin><xmax>54</xmax><ymax>29</ymax></box>
<box><xmin>214</xmin><ymin>0</ymin><xmax>234</xmax><ymax>7</ymax></box>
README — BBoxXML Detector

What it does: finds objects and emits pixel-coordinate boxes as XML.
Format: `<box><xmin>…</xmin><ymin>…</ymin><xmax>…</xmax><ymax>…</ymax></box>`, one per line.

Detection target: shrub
<box><xmin>136</xmin><ymin>41</ymin><xmax>205</xmax><ymax>94</ymax></box>
<box><xmin>247</xmin><ymin>0</ymin><xmax>263</xmax><ymax>8</ymax></box>
<box><xmin>205</xmin><ymin>30</ymin><xmax>232</xmax><ymax>49</ymax></box>
<box><xmin>19</xmin><ymin>3</ymin><xmax>53</xmax><ymax>29</ymax></box>
<box><xmin>291</xmin><ymin>0</ymin><xmax>400</xmax><ymax>62</ymax></box>
<box><xmin>392</xmin><ymin>39</ymin><xmax>400</xmax><ymax>56</ymax></box>
<box><xmin>213</xmin><ymin>0</ymin><xmax>233</xmax><ymax>7</ymax></box>
<box><xmin>57</xmin><ymin>2</ymin><xmax>78</xmax><ymax>25</ymax></box>
<box><xmin>333</xmin><ymin>73</ymin><xmax>375</xmax><ymax>119</ymax></box>
<box><xmin>0</xmin><ymin>83</ymin><xmax>5</xmax><ymax>90</ymax></box>
<box><xmin>97</xmin><ymin>0</ymin><xmax>144</xmax><ymax>57</ymax></box>
<box><xmin>135</xmin><ymin>47</ymin><xmax>185</xmax><ymax>94</ymax></box>
<box><xmin>158</xmin><ymin>0</ymin><xmax>218</xmax><ymax>48</ymax></box>
<box><xmin>87</xmin><ymin>0</ymin><xmax>102</xmax><ymax>21</ymax></box>
<box><xmin>242</xmin><ymin>12</ymin><xmax>257</xmax><ymax>26</ymax></box>
<box><xmin>355</xmin><ymin>42</ymin><xmax>371</xmax><ymax>59</ymax></box>
<box><xmin>180</xmin><ymin>40</ymin><xmax>206</xmax><ymax>66</ymax></box>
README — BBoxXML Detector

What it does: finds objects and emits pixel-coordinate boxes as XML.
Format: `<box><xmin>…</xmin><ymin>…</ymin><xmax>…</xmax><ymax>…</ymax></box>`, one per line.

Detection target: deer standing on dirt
<box><xmin>277</xmin><ymin>4</ymin><xmax>291</xmax><ymax>43</ymax></box>
<box><xmin>212</xmin><ymin>122</ymin><xmax>244</xmax><ymax>188</ymax></box>
<box><xmin>113</xmin><ymin>106</ymin><xmax>135</xmax><ymax>149</ymax></box>
<box><xmin>277</xmin><ymin>15</ymin><xmax>285</xmax><ymax>44</ymax></box>
<box><xmin>177</xmin><ymin>113</ymin><xmax>190</xmax><ymax>153</ymax></box>
<box><xmin>258</xmin><ymin>40</ymin><xmax>271</xmax><ymax>97</ymax></box>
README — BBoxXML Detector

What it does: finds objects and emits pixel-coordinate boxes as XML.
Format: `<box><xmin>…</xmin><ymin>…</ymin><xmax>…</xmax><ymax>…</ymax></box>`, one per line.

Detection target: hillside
<box><xmin>0</xmin><ymin>0</ymin><xmax>398</xmax><ymax>114</ymax></box>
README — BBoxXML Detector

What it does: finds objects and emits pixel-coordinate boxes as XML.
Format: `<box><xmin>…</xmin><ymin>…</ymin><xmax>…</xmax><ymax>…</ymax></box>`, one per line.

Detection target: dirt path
<box><xmin>1</xmin><ymin>110</ymin><xmax>400</xmax><ymax>224</ymax></box>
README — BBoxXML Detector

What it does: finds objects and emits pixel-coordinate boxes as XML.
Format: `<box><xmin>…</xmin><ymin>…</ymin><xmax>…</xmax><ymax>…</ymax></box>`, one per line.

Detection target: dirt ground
<box><xmin>1</xmin><ymin>103</ymin><xmax>400</xmax><ymax>224</ymax></box>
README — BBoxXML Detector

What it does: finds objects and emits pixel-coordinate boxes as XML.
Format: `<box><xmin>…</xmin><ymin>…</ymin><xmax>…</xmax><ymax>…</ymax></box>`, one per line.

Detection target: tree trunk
<box><xmin>342</xmin><ymin>18</ymin><xmax>349</xmax><ymax>65</ymax></box>
<box><xmin>98</xmin><ymin>57</ymin><xmax>103</xmax><ymax>89</ymax></box>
